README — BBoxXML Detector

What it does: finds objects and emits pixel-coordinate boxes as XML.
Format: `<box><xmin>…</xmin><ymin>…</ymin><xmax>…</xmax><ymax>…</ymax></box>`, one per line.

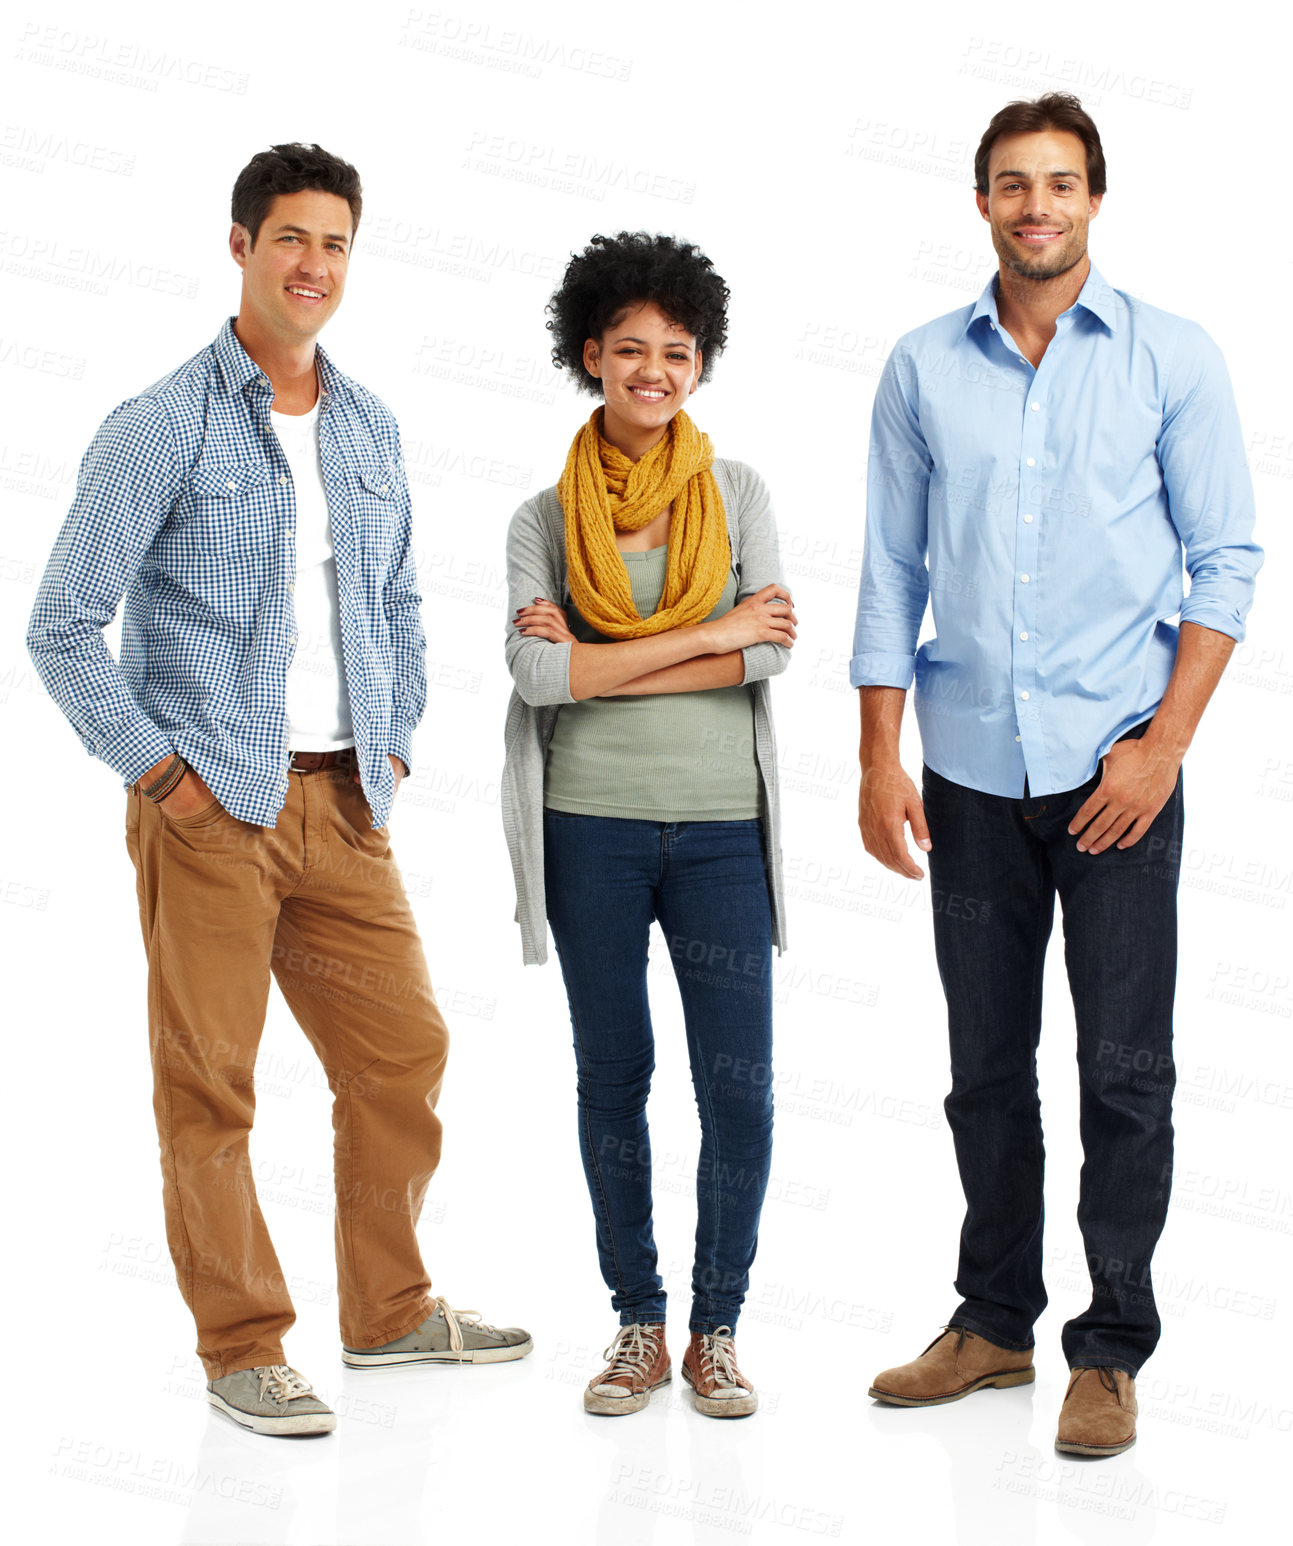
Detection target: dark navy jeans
<box><xmin>923</xmin><ymin>725</ymin><xmax>1183</xmax><ymax>1376</ymax></box>
<box><xmin>543</xmin><ymin>811</ymin><xmax>774</xmax><ymax>1333</ymax></box>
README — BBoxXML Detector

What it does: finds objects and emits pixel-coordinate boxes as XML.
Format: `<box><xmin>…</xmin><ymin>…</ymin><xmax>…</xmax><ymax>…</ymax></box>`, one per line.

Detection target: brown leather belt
<box><xmin>288</xmin><ymin>748</ymin><xmax>355</xmax><ymax>773</ymax></box>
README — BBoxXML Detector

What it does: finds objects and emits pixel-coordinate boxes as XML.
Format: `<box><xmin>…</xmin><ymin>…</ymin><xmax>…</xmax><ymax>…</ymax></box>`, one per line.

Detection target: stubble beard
<box><xmin>995</xmin><ymin>224</ymin><xmax>1087</xmax><ymax>284</ymax></box>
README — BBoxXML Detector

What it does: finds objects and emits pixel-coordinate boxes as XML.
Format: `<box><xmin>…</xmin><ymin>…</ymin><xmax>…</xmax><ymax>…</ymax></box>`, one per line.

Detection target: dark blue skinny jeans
<box><xmin>543</xmin><ymin>811</ymin><xmax>775</xmax><ymax>1334</ymax></box>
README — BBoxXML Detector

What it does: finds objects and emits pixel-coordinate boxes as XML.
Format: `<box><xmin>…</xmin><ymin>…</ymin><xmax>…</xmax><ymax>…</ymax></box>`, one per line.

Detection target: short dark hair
<box><xmin>974</xmin><ymin>93</ymin><xmax>1107</xmax><ymax>197</ymax></box>
<box><xmin>231</xmin><ymin>143</ymin><xmax>363</xmax><ymax>248</ymax></box>
<box><xmin>546</xmin><ymin>231</ymin><xmax>729</xmax><ymax>395</ymax></box>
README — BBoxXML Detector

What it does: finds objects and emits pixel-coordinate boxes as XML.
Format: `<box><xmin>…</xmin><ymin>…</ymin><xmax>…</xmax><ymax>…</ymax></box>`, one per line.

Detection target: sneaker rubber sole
<box><xmin>207</xmin><ymin>1390</ymin><xmax>337</xmax><ymax>1435</ymax></box>
<box><xmin>868</xmin><ymin>1366</ymin><xmax>1035</xmax><ymax>1406</ymax></box>
<box><xmin>584</xmin><ymin>1369</ymin><xmax>671</xmax><ymax>1415</ymax></box>
<box><xmin>341</xmin><ymin>1337</ymin><xmax>534</xmax><ymax>1368</ymax></box>
<box><xmin>681</xmin><ymin>1363</ymin><xmax>759</xmax><ymax>1417</ymax></box>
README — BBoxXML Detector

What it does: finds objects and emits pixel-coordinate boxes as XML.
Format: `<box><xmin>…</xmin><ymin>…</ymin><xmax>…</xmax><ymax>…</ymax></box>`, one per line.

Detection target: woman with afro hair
<box><xmin>502</xmin><ymin>232</ymin><xmax>794</xmax><ymax>1419</ymax></box>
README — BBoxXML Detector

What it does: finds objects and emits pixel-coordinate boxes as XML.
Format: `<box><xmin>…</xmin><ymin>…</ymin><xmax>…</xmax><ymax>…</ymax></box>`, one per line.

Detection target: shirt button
<box><xmin>1020</xmin><ymin>573</ymin><xmax>1030</xmax><ymax>583</ymax></box>
<box><xmin>278</xmin><ymin>475</ymin><xmax>288</xmax><ymax>486</ymax></box>
<box><xmin>1017</xmin><ymin>355</ymin><xmax>1026</xmax><ymax>363</ymax></box>
<box><xmin>225</xmin><ymin>480</ymin><xmax>237</xmax><ymax>491</ymax></box>
<box><xmin>288</xmin><ymin>581</ymin><xmax>295</xmax><ymax>593</ymax></box>
<box><xmin>1030</xmin><ymin>403</ymin><xmax>1040</xmax><ymax>412</ymax></box>
<box><xmin>990</xmin><ymin>322</ymin><xmax>997</xmax><ymax>331</ymax></box>
<box><xmin>1020</xmin><ymin>691</ymin><xmax>1030</xmax><ymax>700</ymax></box>
<box><xmin>381</xmin><ymin>484</ymin><xmax>390</xmax><ymax>494</ymax></box>
<box><xmin>1016</xmin><ymin>735</ymin><xmax>1022</xmax><ymax>742</ymax></box>
<box><xmin>1023</xmin><ymin>513</ymin><xmax>1034</xmax><ymax>524</ymax></box>
<box><xmin>1026</xmin><ymin>457</ymin><xmax>1036</xmax><ymax>467</ymax></box>
<box><xmin>1019</xmin><ymin>631</ymin><xmax>1029</xmax><ymax>641</ymax></box>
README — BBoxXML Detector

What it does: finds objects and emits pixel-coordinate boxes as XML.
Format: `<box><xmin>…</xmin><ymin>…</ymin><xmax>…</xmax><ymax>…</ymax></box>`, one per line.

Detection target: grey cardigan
<box><xmin>501</xmin><ymin>457</ymin><xmax>790</xmax><ymax>965</ymax></box>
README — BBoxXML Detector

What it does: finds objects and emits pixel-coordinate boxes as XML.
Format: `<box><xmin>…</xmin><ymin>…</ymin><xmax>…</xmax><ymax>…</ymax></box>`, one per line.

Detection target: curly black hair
<box><xmin>546</xmin><ymin>232</ymin><xmax>729</xmax><ymax>395</ymax></box>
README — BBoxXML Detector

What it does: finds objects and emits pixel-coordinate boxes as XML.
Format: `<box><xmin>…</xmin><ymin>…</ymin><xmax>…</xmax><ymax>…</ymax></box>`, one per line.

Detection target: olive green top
<box><xmin>543</xmin><ymin>545</ymin><xmax>759</xmax><ymax>821</ymax></box>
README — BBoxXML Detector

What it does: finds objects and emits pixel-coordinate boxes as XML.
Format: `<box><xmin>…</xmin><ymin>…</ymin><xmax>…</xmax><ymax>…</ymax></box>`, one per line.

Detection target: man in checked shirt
<box><xmin>851</xmin><ymin>96</ymin><xmax>1261</xmax><ymax>1455</ymax></box>
<box><xmin>27</xmin><ymin>143</ymin><xmax>531</xmax><ymax>1436</ymax></box>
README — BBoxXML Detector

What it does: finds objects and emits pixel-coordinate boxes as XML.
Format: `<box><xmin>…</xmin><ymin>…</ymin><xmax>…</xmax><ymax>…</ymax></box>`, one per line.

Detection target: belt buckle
<box><xmin>288</xmin><ymin>750</ymin><xmax>310</xmax><ymax>773</ymax></box>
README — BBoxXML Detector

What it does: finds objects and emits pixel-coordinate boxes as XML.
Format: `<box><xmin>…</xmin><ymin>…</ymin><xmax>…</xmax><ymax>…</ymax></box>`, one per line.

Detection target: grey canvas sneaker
<box><xmin>342</xmin><ymin>1295</ymin><xmax>533</xmax><ymax>1367</ymax></box>
<box><xmin>207</xmin><ymin>1364</ymin><xmax>336</xmax><ymax>1435</ymax></box>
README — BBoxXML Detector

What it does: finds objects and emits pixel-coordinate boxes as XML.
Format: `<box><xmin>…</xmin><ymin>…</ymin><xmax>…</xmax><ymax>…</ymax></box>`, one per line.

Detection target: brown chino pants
<box><xmin>125</xmin><ymin>760</ymin><xmax>449</xmax><ymax>1379</ymax></box>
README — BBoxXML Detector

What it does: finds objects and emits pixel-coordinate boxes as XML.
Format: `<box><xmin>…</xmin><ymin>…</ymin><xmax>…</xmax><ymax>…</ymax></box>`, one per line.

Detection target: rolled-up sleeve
<box><xmin>1159</xmin><ymin>320</ymin><xmax>1262</xmax><ymax>641</ymax></box>
<box><xmin>504</xmin><ymin>497</ymin><xmax>575</xmax><ymax>707</ymax></box>
<box><xmin>849</xmin><ymin>347</ymin><xmax>932</xmax><ymax>689</ymax></box>
<box><xmin>26</xmin><ymin>397</ymin><xmax>180</xmax><ymax>782</ymax></box>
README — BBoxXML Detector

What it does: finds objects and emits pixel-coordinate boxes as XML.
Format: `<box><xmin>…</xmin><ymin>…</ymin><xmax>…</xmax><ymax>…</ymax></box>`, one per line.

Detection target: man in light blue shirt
<box><xmin>27</xmin><ymin>144</ymin><xmax>532</xmax><ymax>1436</ymax></box>
<box><xmin>852</xmin><ymin>95</ymin><xmax>1260</xmax><ymax>1456</ymax></box>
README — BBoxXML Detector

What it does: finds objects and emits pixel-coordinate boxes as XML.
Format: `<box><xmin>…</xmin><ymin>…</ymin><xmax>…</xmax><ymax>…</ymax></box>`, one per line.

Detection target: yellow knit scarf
<box><xmin>558</xmin><ymin>407</ymin><xmax>731</xmax><ymax>639</ymax></box>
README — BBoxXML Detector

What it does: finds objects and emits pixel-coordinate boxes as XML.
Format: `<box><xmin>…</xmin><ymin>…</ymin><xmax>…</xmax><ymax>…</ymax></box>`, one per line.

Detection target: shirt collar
<box><xmin>965</xmin><ymin>278</ymin><xmax>1001</xmax><ymax>337</ymax></box>
<box><xmin>964</xmin><ymin>261</ymin><xmax>1121</xmax><ymax>338</ymax></box>
<box><xmin>1071</xmin><ymin>263</ymin><xmax>1120</xmax><ymax>332</ymax></box>
<box><xmin>212</xmin><ymin>316</ymin><xmax>349</xmax><ymax>398</ymax></box>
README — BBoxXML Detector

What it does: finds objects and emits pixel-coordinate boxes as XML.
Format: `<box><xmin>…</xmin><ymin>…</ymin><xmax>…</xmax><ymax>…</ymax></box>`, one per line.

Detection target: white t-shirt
<box><xmin>271</xmin><ymin>400</ymin><xmax>355</xmax><ymax>751</ymax></box>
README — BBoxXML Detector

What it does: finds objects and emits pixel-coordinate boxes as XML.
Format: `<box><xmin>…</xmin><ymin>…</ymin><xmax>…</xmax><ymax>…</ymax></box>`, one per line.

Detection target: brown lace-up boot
<box><xmin>1055</xmin><ymin>1366</ymin><xmax>1137</xmax><ymax>1456</ymax></box>
<box><xmin>869</xmin><ymin>1326</ymin><xmax>1035</xmax><ymax>1406</ymax></box>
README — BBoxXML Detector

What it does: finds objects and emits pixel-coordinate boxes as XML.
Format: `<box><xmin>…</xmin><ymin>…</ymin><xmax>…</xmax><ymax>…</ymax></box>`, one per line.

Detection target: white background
<box><xmin>3</xmin><ymin>1</ymin><xmax>1289</xmax><ymax>1542</ymax></box>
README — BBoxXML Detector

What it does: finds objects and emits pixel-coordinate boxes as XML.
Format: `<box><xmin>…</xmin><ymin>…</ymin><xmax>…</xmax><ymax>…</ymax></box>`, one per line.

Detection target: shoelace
<box><xmin>599</xmin><ymin>1323</ymin><xmax>664</xmax><ymax>1384</ymax></box>
<box><xmin>258</xmin><ymin>1364</ymin><xmax>316</xmax><ymax>1406</ymax></box>
<box><xmin>1067</xmin><ymin>1366</ymin><xmax>1121</xmax><ymax>1403</ymax></box>
<box><xmin>697</xmin><ymin>1327</ymin><xmax>745</xmax><ymax>1389</ymax></box>
<box><xmin>918</xmin><ymin>1325</ymin><xmax>968</xmax><ymax>1359</ymax></box>
<box><xmin>434</xmin><ymin>1295</ymin><xmax>501</xmax><ymax>1358</ymax></box>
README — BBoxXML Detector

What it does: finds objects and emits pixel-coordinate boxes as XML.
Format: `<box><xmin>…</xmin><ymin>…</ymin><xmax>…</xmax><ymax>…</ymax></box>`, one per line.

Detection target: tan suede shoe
<box><xmin>869</xmin><ymin>1326</ymin><xmax>1035</xmax><ymax>1406</ymax></box>
<box><xmin>1055</xmin><ymin>1366</ymin><xmax>1137</xmax><ymax>1456</ymax></box>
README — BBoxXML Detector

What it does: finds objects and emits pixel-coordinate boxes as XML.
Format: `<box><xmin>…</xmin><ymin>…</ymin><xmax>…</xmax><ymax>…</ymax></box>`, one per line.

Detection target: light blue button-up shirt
<box><xmin>27</xmin><ymin>319</ymin><xmax>425</xmax><ymax>828</ymax></box>
<box><xmin>850</xmin><ymin>265</ymin><xmax>1262</xmax><ymax>797</ymax></box>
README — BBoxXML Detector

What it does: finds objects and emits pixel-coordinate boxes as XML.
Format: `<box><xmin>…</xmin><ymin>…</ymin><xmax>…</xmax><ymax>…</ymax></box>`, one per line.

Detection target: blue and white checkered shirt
<box><xmin>27</xmin><ymin>318</ymin><xmax>425</xmax><ymax>828</ymax></box>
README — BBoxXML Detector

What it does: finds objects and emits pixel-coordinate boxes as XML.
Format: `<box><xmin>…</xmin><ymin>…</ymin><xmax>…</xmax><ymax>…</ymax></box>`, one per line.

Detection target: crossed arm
<box><xmin>504</xmin><ymin>477</ymin><xmax>796</xmax><ymax>705</ymax></box>
<box><xmin>513</xmin><ymin>589</ymin><xmax>796</xmax><ymax>699</ymax></box>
